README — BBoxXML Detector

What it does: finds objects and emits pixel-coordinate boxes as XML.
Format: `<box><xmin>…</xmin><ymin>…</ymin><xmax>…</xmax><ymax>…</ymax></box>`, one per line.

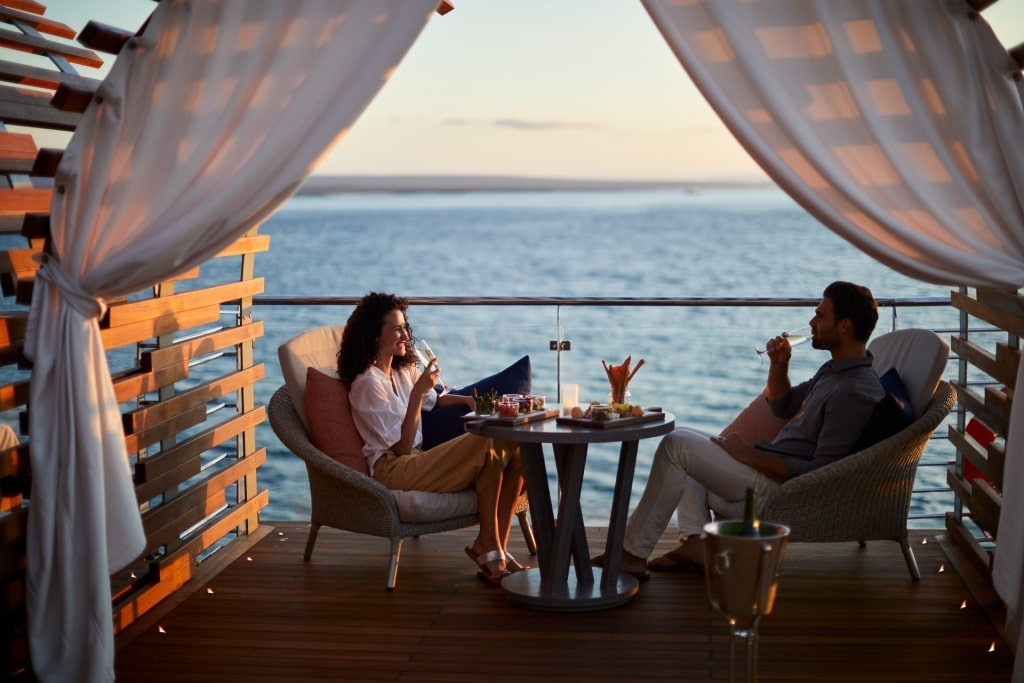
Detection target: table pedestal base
<box><xmin>501</xmin><ymin>567</ymin><xmax>639</xmax><ymax>612</ymax></box>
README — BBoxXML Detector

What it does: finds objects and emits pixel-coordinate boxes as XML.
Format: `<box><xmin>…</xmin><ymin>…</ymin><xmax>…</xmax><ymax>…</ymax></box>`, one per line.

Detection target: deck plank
<box><xmin>114</xmin><ymin>524</ymin><xmax>1013</xmax><ymax>682</ymax></box>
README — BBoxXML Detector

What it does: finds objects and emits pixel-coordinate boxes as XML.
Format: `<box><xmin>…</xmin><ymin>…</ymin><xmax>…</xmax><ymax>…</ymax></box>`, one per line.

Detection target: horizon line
<box><xmin>298</xmin><ymin>173</ymin><xmax>773</xmax><ymax>194</ymax></box>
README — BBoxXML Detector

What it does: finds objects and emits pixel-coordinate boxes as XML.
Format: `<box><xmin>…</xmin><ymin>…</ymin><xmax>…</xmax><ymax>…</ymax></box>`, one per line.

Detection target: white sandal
<box><xmin>465</xmin><ymin>546</ymin><xmax>510</xmax><ymax>585</ymax></box>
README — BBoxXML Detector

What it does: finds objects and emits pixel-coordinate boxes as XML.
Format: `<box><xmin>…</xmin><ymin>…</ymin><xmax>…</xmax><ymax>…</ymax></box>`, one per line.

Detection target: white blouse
<box><xmin>349</xmin><ymin>363</ymin><xmax>438</xmax><ymax>474</ymax></box>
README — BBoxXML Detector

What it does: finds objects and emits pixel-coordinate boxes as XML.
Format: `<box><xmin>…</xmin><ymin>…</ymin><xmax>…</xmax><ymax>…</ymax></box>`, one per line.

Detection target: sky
<box><xmin>44</xmin><ymin>0</ymin><xmax>1024</xmax><ymax>182</ymax></box>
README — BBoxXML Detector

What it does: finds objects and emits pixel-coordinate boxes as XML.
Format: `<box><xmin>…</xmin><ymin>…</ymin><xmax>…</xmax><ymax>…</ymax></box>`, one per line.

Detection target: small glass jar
<box><xmin>498</xmin><ymin>398</ymin><xmax>520</xmax><ymax>419</ymax></box>
<box><xmin>609</xmin><ymin>388</ymin><xmax>631</xmax><ymax>406</ymax></box>
<box><xmin>475</xmin><ymin>397</ymin><xmax>494</xmax><ymax>415</ymax></box>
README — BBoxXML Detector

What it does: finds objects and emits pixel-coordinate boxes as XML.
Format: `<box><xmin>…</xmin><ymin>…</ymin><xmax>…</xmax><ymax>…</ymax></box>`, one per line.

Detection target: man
<box><xmin>599</xmin><ymin>281</ymin><xmax>885</xmax><ymax>579</ymax></box>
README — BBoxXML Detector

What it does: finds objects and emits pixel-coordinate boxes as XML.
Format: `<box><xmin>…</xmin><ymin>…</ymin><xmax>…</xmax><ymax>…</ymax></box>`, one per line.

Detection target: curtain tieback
<box><xmin>33</xmin><ymin>253</ymin><xmax>108</xmax><ymax>319</ymax></box>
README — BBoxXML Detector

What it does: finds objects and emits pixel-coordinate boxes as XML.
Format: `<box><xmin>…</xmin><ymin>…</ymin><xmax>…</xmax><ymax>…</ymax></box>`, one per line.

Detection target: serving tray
<box><xmin>555</xmin><ymin>410</ymin><xmax>666</xmax><ymax>429</ymax></box>
<box><xmin>461</xmin><ymin>408</ymin><xmax>560</xmax><ymax>426</ymax></box>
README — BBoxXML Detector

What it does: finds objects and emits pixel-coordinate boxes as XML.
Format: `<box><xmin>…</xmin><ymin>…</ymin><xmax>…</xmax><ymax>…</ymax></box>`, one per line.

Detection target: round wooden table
<box><xmin>466</xmin><ymin>410</ymin><xmax>675</xmax><ymax>611</ymax></box>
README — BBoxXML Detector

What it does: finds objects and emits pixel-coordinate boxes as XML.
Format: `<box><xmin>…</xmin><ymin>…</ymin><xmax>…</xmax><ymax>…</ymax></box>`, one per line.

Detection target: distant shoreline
<box><xmin>297</xmin><ymin>174</ymin><xmax>771</xmax><ymax>195</ymax></box>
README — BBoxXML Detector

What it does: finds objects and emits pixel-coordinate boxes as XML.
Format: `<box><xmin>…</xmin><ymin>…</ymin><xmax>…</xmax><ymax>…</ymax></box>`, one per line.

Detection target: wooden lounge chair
<box><xmin>269</xmin><ymin>325</ymin><xmax>534</xmax><ymax>589</ymax></box>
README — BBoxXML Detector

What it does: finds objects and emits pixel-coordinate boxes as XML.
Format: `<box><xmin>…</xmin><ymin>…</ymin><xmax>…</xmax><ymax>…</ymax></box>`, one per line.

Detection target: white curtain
<box><xmin>641</xmin><ymin>0</ymin><xmax>1024</xmax><ymax>677</ymax></box>
<box><xmin>23</xmin><ymin>1</ymin><xmax>438</xmax><ymax>681</ymax></box>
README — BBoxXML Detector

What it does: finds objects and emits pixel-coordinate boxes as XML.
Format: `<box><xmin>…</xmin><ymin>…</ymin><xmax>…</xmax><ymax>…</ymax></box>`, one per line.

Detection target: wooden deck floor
<box><xmin>114</xmin><ymin>523</ymin><xmax>1013</xmax><ymax>682</ymax></box>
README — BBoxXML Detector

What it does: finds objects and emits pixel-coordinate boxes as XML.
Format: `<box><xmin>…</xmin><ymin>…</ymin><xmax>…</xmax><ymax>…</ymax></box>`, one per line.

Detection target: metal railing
<box><xmin>253</xmin><ymin>293</ymin><xmax>952</xmax><ymax>392</ymax></box>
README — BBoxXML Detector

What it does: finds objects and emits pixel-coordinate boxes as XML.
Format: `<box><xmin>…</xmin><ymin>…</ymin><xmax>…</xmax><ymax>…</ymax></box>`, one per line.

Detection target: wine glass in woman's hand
<box><xmin>412</xmin><ymin>338</ymin><xmax>448</xmax><ymax>394</ymax></box>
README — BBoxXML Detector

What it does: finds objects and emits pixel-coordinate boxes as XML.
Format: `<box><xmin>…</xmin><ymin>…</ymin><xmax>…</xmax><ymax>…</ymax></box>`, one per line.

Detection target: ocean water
<box><xmin>231</xmin><ymin>186</ymin><xmax>958</xmax><ymax>527</ymax></box>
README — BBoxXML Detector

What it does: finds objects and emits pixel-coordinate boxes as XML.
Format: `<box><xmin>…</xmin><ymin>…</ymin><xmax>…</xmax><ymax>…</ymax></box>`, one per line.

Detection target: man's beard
<box><xmin>811</xmin><ymin>332</ymin><xmax>838</xmax><ymax>350</ymax></box>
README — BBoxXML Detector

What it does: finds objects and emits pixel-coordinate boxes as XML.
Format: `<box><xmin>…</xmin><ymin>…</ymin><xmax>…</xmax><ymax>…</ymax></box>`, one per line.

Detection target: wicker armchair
<box><xmin>762</xmin><ymin>380</ymin><xmax>956</xmax><ymax>580</ymax></box>
<box><xmin>269</xmin><ymin>385</ymin><xmax>534</xmax><ymax>589</ymax></box>
<box><xmin>753</xmin><ymin>328</ymin><xmax>956</xmax><ymax>580</ymax></box>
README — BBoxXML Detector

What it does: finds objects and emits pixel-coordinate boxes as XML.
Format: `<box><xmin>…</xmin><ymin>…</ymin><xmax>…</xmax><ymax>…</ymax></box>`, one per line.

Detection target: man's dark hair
<box><xmin>823</xmin><ymin>281</ymin><xmax>877</xmax><ymax>342</ymax></box>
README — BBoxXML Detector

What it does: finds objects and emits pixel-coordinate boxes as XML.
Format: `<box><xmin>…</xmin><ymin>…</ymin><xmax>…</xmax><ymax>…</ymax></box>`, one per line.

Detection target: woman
<box><xmin>338</xmin><ymin>292</ymin><xmax>526</xmax><ymax>584</ymax></box>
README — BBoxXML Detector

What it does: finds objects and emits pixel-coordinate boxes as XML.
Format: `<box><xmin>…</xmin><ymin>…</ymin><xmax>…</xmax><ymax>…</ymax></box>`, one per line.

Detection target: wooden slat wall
<box><xmin>0</xmin><ymin>3</ymin><xmax>271</xmax><ymax>678</ymax></box>
<box><xmin>947</xmin><ymin>288</ymin><xmax>1021</xmax><ymax>584</ymax></box>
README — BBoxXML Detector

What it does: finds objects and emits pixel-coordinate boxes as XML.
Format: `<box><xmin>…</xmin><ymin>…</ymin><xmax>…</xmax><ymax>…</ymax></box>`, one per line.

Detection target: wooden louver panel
<box><xmin>0</xmin><ymin>2</ymin><xmax>271</xmax><ymax>677</ymax></box>
<box><xmin>947</xmin><ymin>288</ymin><xmax>1019</xmax><ymax>581</ymax></box>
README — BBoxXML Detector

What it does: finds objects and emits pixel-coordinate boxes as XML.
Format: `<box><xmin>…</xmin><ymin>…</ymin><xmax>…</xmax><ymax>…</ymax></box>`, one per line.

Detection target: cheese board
<box><xmin>461</xmin><ymin>408</ymin><xmax>560</xmax><ymax>426</ymax></box>
<box><xmin>556</xmin><ymin>410</ymin><xmax>667</xmax><ymax>430</ymax></box>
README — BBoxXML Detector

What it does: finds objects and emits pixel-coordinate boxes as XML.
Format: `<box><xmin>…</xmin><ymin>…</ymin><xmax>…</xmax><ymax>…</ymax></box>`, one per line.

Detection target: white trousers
<box><xmin>623</xmin><ymin>427</ymin><xmax>781</xmax><ymax>559</ymax></box>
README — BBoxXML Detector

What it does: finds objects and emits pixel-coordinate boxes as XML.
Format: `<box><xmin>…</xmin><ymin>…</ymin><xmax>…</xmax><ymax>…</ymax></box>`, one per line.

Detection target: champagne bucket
<box><xmin>702</xmin><ymin>521</ymin><xmax>790</xmax><ymax>631</ymax></box>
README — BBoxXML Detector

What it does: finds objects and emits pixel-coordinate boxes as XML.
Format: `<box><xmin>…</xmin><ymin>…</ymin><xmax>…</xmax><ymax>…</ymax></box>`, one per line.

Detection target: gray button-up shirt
<box><xmin>756</xmin><ymin>352</ymin><xmax>883</xmax><ymax>479</ymax></box>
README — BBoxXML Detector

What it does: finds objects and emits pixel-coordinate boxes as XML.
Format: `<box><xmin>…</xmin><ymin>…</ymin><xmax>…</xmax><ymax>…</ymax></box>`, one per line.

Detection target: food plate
<box><xmin>461</xmin><ymin>408</ymin><xmax>560</xmax><ymax>426</ymax></box>
<box><xmin>556</xmin><ymin>410</ymin><xmax>666</xmax><ymax>429</ymax></box>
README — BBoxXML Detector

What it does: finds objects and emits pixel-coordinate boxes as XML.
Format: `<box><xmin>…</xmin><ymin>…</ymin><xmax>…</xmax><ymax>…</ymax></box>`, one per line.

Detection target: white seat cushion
<box><xmin>868</xmin><ymin>329</ymin><xmax>949</xmax><ymax>418</ymax></box>
<box><xmin>279</xmin><ymin>324</ymin><xmax>346</xmax><ymax>430</ymax></box>
<box><xmin>393</xmin><ymin>488</ymin><xmax>478</xmax><ymax>523</ymax></box>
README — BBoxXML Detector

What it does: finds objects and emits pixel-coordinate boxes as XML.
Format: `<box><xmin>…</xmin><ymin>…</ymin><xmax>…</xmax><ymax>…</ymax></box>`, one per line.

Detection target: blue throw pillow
<box><xmin>856</xmin><ymin>367</ymin><xmax>913</xmax><ymax>449</ymax></box>
<box><xmin>879</xmin><ymin>366</ymin><xmax>913</xmax><ymax>424</ymax></box>
<box><xmin>420</xmin><ymin>355</ymin><xmax>531</xmax><ymax>449</ymax></box>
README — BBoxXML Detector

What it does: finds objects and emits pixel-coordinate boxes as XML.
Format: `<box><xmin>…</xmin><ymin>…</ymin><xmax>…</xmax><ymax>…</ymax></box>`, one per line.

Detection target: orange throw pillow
<box><xmin>303</xmin><ymin>367</ymin><xmax>369</xmax><ymax>475</ymax></box>
<box><xmin>720</xmin><ymin>392</ymin><xmax>789</xmax><ymax>445</ymax></box>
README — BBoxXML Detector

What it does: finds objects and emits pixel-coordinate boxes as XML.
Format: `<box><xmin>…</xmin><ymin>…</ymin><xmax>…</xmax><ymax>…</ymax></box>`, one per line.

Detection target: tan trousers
<box><xmin>373</xmin><ymin>432</ymin><xmax>518</xmax><ymax>493</ymax></box>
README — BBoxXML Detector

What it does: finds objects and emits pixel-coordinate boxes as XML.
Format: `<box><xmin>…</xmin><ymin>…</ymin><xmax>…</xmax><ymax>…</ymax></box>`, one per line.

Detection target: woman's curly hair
<box><xmin>337</xmin><ymin>292</ymin><xmax>416</xmax><ymax>387</ymax></box>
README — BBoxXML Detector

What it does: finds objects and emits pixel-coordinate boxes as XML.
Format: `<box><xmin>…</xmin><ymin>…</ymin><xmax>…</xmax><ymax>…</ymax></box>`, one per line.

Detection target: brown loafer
<box><xmin>591</xmin><ymin>552</ymin><xmax>650</xmax><ymax>583</ymax></box>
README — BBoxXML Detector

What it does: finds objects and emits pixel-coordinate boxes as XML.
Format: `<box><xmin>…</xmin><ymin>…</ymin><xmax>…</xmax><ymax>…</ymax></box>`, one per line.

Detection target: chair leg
<box><xmin>900</xmin><ymin>535</ymin><xmax>921</xmax><ymax>581</ymax></box>
<box><xmin>304</xmin><ymin>522</ymin><xmax>322</xmax><ymax>560</ymax></box>
<box><xmin>518</xmin><ymin>510</ymin><xmax>537</xmax><ymax>555</ymax></box>
<box><xmin>386</xmin><ymin>537</ymin><xmax>404</xmax><ymax>591</ymax></box>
